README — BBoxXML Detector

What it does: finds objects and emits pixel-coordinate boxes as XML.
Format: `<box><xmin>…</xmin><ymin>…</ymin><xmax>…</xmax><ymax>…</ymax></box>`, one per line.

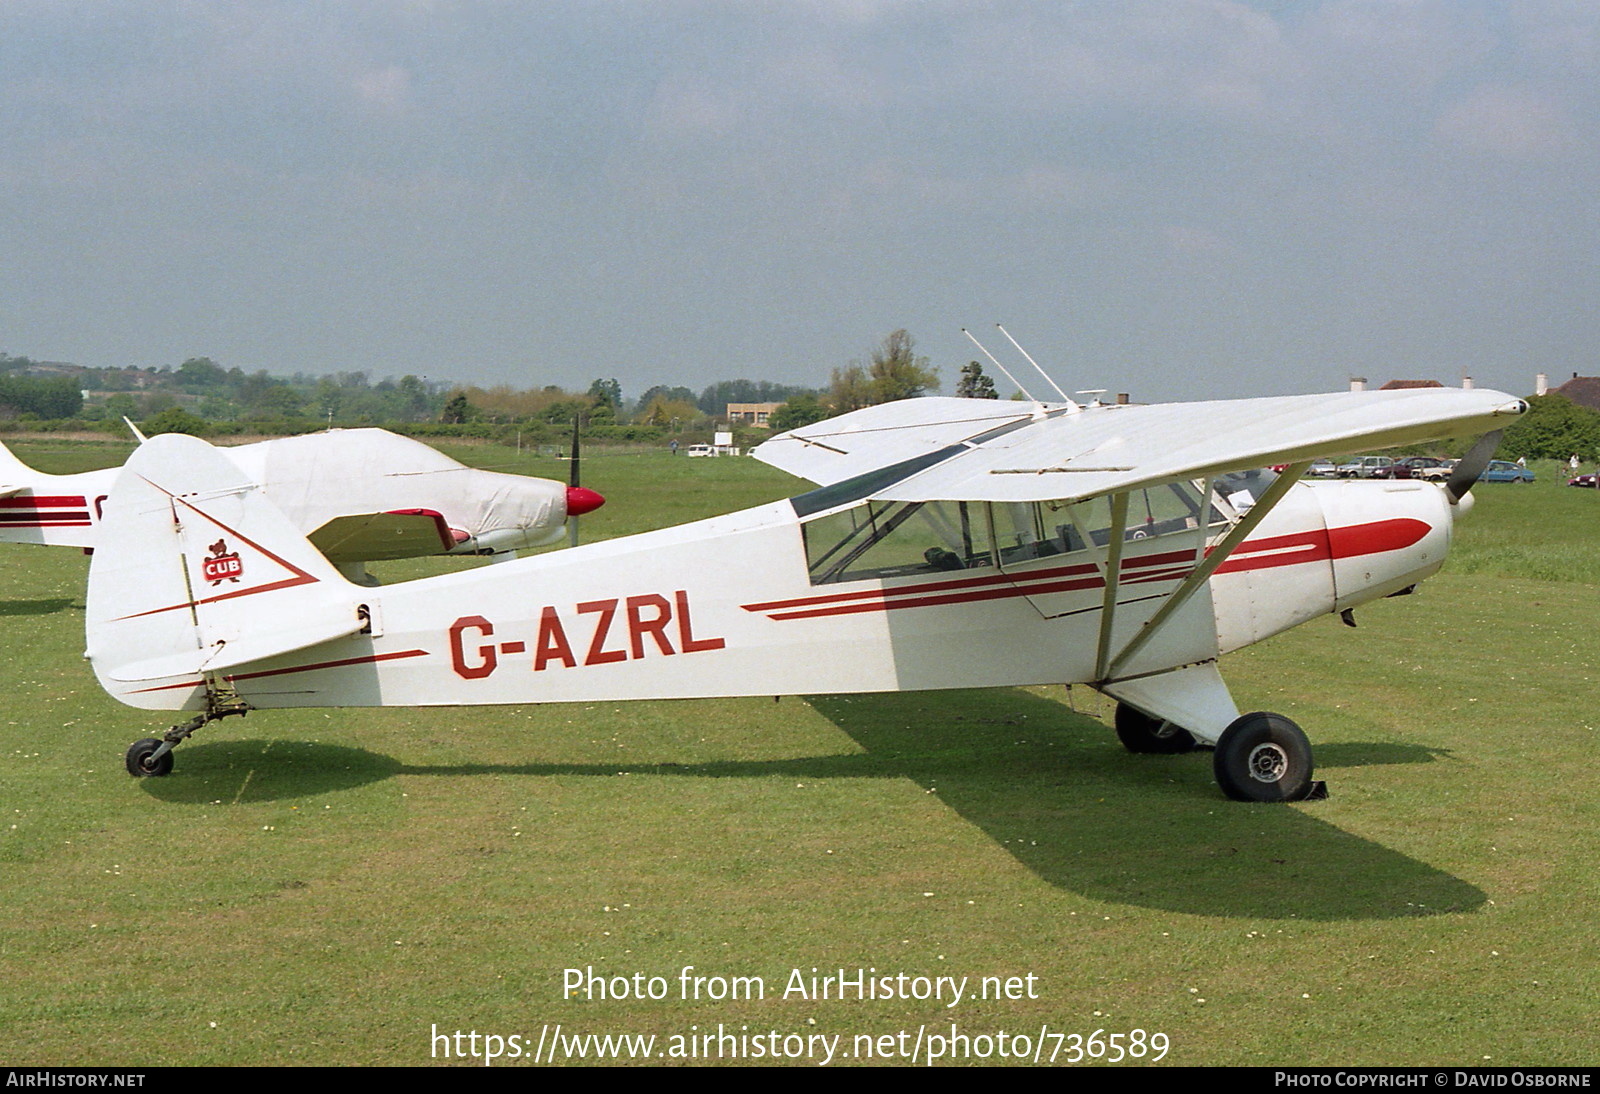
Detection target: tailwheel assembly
<box><xmin>124</xmin><ymin>685</ymin><xmax>251</xmax><ymax>778</ymax></box>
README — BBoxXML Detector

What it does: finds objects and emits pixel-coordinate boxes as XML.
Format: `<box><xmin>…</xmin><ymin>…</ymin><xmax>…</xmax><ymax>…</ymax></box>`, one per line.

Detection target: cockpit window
<box><xmin>803</xmin><ymin>501</ymin><xmax>992</xmax><ymax>583</ymax></box>
<box><xmin>801</xmin><ymin>481</ymin><xmax>1246</xmax><ymax>586</ymax></box>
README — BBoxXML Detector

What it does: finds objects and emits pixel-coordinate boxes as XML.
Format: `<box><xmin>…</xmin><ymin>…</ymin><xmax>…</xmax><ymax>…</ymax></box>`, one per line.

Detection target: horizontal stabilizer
<box><xmin>107</xmin><ymin>613</ymin><xmax>370</xmax><ymax>682</ymax></box>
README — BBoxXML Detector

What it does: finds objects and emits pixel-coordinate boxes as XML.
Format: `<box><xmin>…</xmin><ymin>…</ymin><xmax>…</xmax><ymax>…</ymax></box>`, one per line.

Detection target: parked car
<box><xmin>1567</xmin><ymin>473</ymin><xmax>1598</xmax><ymax>488</ymax></box>
<box><xmin>1337</xmin><ymin>455</ymin><xmax>1395</xmax><ymax>479</ymax></box>
<box><xmin>1388</xmin><ymin>456</ymin><xmax>1452</xmax><ymax>480</ymax></box>
<box><xmin>1306</xmin><ymin>458</ymin><xmax>1339</xmax><ymax>478</ymax></box>
<box><xmin>1479</xmin><ymin>460</ymin><xmax>1534</xmax><ymax>483</ymax></box>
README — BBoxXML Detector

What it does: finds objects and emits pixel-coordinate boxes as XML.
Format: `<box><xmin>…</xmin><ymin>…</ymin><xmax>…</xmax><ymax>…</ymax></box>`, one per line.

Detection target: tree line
<box><xmin>0</xmin><ymin>329</ymin><xmax>977</xmax><ymax>442</ymax></box>
<box><xmin>5</xmin><ymin>344</ymin><xmax>1580</xmax><ymax>461</ymax></box>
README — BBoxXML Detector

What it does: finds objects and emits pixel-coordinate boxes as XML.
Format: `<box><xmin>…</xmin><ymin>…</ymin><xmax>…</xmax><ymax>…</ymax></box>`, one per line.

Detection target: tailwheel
<box><xmin>122</xmin><ymin>688</ymin><xmax>252</xmax><ymax>779</ymax></box>
<box><xmin>1213</xmin><ymin>712</ymin><xmax>1320</xmax><ymax>802</ymax></box>
<box><xmin>1114</xmin><ymin>702</ymin><xmax>1197</xmax><ymax>754</ymax></box>
<box><xmin>125</xmin><ymin>738</ymin><xmax>174</xmax><ymax>778</ymax></box>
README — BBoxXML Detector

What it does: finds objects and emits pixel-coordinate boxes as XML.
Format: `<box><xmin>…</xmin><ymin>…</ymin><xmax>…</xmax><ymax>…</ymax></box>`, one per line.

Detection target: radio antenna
<box><xmin>962</xmin><ymin>328</ymin><xmax>1045</xmax><ymax>411</ymax></box>
<box><xmin>996</xmin><ymin>324</ymin><xmax>1074</xmax><ymax>403</ymax></box>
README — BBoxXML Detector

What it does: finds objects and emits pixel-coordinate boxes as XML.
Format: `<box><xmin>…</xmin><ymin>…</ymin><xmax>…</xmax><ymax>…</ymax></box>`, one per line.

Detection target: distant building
<box><xmin>1553</xmin><ymin>374</ymin><xmax>1600</xmax><ymax>411</ymax></box>
<box><xmin>1378</xmin><ymin>380</ymin><xmax>1445</xmax><ymax>390</ymax></box>
<box><xmin>726</xmin><ymin>402</ymin><xmax>781</xmax><ymax>427</ymax></box>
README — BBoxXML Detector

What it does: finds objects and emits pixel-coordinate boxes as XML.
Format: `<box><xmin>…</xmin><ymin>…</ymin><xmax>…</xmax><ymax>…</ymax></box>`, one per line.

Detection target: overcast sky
<box><xmin>1</xmin><ymin>1</ymin><xmax>1595</xmax><ymax>402</ymax></box>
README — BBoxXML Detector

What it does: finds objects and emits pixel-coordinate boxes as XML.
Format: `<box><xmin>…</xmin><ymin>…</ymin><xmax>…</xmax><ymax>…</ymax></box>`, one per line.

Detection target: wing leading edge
<box><xmin>756</xmin><ymin>389</ymin><xmax>1525</xmax><ymax>505</ymax></box>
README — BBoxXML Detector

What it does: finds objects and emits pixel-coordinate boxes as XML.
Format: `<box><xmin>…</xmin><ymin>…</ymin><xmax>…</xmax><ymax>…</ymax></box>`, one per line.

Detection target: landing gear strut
<box><xmin>124</xmin><ymin>687</ymin><xmax>251</xmax><ymax>778</ymax></box>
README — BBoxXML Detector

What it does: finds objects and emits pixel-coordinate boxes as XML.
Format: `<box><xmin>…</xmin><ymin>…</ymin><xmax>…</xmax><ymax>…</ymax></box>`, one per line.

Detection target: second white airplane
<box><xmin>0</xmin><ymin>427</ymin><xmax>603</xmax><ymax>572</ymax></box>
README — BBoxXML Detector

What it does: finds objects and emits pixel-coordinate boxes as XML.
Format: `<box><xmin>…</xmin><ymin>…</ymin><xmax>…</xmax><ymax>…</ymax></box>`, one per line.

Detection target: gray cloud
<box><xmin>0</xmin><ymin>1</ymin><xmax>1596</xmax><ymax>400</ymax></box>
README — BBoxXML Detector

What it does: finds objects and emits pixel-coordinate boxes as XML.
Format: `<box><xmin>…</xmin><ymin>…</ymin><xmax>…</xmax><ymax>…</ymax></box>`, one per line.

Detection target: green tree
<box><xmin>588</xmin><ymin>378</ymin><xmax>623</xmax><ymax>410</ymax></box>
<box><xmin>697</xmin><ymin>379</ymin><xmax>819</xmax><ymax>415</ymax></box>
<box><xmin>636</xmin><ymin>395</ymin><xmax>699</xmax><ymax>427</ymax></box>
<box><xmin>142</xmin><ymin>406</ymin><xmax>209</xmax><ymax>436</ymax></box>
<box><xmin>955</xmin><ymin>361</ymin><xmax>997</xmax><ymax>399</ymax></box>
<box><xmin>440</xmin><ymin>392</ymin><xmax>475</xmax><ymax>424</ymax></box>
<box><xmin>867</xmin><ymin>329</ymin><xmax>938</xmax><ymax>402</ymax></box>
<box><xmin>0</xmin><ymin>375</ymin><xmax>83</xmax><ymax>418</ymax></box>
<box><xmin>103</xmin><ymin>394</ymin><xmax>138</xmax><ymax>421</ymax></box>
<box><xmin>827</xmin><ymin>363</ymin><xmax>875</xmax><ymax>413</ymax></box>
<box><xmin>175</xmin><ymin>357</ymin><xmax>226</xmax><ymax>391</ymax></box>
<box><xmin>1500</xmin><ymin>394</ymin><xmax>1600</xmax><ymax>462</ymax></box>
<box><xmin>768</xmin><ymin>393</ymin><xmax>833</xmax><ymax>432</ymax></box>
<box><xmin>829</xmin><ymin>329</ymin><xmax>939</xmax><ymax>412</ymax></box>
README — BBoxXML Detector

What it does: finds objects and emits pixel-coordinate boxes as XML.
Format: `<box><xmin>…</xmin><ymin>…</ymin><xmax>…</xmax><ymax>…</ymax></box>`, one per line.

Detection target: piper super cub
<box><xmin>0</xmin><ymin>428</ymin><xmax>603</xmax><ymax>575</ymax></box>
<box><xmin>82</xmin><ymin>385</ymin><xmax>1524</xmax><ymax>801</ymax></box>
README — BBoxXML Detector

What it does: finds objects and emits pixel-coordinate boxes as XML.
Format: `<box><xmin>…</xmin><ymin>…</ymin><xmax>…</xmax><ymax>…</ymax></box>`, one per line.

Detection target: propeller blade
<box><xmin>568</xmin><ymin>415</ymin><xmax>583</xmax><ymax>549</ymax></box>
<box><xmin>1445</xmin><ymin>430</ymin><xmax>1503</xmax><ymax>504</ymax></box>
<box><xmin>569</xmin><ymin>416</ymin><xmax>581</xmax><ymax>489</ymax></box>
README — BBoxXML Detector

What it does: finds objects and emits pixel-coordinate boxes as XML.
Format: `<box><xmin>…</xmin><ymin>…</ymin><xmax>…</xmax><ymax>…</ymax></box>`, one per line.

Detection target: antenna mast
<box><xmin>996</xmin><ymin>324</ymin><xmax>1074</xmax><ymax>403</ymax></box>
<box><xmin>963</xmin><ymin>328</ymin><xmax>1045</xmax><ymax>411</ymax></box>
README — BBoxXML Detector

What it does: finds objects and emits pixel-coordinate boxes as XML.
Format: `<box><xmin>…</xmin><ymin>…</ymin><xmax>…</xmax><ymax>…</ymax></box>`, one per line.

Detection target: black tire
<box><xmin>1114</xmin><ymin>703</ymin><xmax>1197</xmax><ymax>754</ymax></box>
<box><xmin>125</xmin><ymin>738</ymin><xmax>173</xmax><ymax>778</ymax></box>
<box><xmin>1213</xmin><ymin>712</ymin><xmax>1313</xmax><ymax>802</ymax></box>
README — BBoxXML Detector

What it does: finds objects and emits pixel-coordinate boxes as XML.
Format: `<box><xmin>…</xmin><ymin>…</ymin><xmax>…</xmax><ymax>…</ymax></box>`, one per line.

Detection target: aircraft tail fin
<box><xmin>0</xmin><ymin>440</ymin><xmax>111</xmax><ymax>547</ymax></box>
<box><xmin>85</xmin><ymin>434</ymin><xmax>372</xmax><ymax>710</ymax></box>
<box><xmin>0</xmin><ymin>437</ymin><xmax>40</xmax><ymax>487</ymax></box>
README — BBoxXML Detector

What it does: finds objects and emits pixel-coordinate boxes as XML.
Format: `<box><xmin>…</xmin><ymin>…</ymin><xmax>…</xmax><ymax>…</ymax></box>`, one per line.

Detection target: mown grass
<box><xmin>0</xmin><ymin>439</ymin><xmax>1595</xmax><ymax>1066</ymax></box>
<box><xmin>1443</xmin><ymin>458</ymin><xmax>1600</xmax><ymax>583</ymax></box>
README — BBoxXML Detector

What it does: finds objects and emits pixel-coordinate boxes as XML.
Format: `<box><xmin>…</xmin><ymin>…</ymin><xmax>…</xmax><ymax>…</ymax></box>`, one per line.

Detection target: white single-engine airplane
<box><xmin>82</xmin><ymin>386</ymin><xmax>1523</xmax><ymax>801</ymax></box>
<box><xmin>0</xmin><ymin>428</ymin><xmax>603</xmax><ymax>573</ymax></box>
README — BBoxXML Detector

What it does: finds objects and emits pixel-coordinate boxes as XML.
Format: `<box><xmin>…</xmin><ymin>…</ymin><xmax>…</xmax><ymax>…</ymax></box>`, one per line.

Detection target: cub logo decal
<box><xmin>202</xmin><ymin>538</ymin><xmax>243</xmax><ymax>585</ymax></box>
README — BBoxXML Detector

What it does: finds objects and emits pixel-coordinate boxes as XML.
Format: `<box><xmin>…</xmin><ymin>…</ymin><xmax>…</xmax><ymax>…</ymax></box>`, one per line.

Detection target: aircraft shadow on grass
<box><xmin>0</xmin><ymin>598</ymin><xmax>77</xmax><ymax>616</ymax></box>
<box><xmin>134</xmin><ymin>688</ymin><xmax>1481</xmax><ymax>922</ymax></box>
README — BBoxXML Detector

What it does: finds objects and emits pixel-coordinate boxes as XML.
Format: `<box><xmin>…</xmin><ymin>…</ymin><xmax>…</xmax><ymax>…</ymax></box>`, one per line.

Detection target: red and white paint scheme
<box><xmin>85</xmin><ymin>388</ymin><xmax>1523</xmax><ymax>801</ymax></box>
<box><xmin>0</xmin><ymin>428</ymin><xmax>601</xmax><ymax>567</ymax></box>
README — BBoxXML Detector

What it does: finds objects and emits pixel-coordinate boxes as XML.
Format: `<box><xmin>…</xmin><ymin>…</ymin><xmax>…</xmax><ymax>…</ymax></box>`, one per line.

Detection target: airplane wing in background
<box><xmin>307</xmin><ymin>509</ymin><xmax>458</xmax><ymax>563</ymax></box>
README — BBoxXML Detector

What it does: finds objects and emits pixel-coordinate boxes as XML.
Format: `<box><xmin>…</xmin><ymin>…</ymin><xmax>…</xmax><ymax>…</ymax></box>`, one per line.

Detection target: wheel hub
<box><xmin>1246</xmin><ymin>742</ymin><xmax>1289</xmax><ymax>784</ymax></box>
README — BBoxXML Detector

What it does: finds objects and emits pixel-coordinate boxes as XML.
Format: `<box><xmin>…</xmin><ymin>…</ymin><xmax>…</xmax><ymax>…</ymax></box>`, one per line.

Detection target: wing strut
<box><xmin>1103</xmin><ymin>461</ymin><xmax>1312</xmax><ymax>681</ymax></box>
<box><xmin>1091</xmin><ymin>492</ymin><xmax>1130</xmax><ymax>682</ymax></box>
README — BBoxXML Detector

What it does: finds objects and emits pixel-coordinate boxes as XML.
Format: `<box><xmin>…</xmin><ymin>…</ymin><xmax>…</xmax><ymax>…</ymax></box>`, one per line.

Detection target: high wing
<box><xmin>755</xmin><ymin>389</ymin><xmax>1526</xmax><ymax>504</ymax></box>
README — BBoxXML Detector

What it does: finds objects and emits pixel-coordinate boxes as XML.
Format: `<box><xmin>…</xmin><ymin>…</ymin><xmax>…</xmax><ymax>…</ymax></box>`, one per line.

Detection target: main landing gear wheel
<box><xmin>1213</xmin><ymin>712</ymin><xmax>1314</xmax><ymax>802</ymax></box>
<box><xmin>1114</xmin><ymin>703</ymin><xmax>1198</xmax><ymax>754</ymax></box>
<box><xmin>125</xmin><ymin>738</ymin><xmax>174</xmax><ymax>778</ymax></box>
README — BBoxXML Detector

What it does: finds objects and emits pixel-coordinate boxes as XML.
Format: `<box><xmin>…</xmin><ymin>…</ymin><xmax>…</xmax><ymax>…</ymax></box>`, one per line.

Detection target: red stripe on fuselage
<box><xmin>0</xmin><ymin>495</ymin><xmax>87</xmax><ymax>508</ymax></box>
<box><xmin>750</xmin><ymin>518</ymin><xmax>1433</xmax><ymax>619</ymax></box>
<box><xmin>1213</xmin><ymin>517</ymin><xmax>1429</xmax><ymax>575</ymax></box>
<box><xmin>1327</xmin><ymin>517</ymin><xmax>1431</xmax><ymax>559</ymax></box>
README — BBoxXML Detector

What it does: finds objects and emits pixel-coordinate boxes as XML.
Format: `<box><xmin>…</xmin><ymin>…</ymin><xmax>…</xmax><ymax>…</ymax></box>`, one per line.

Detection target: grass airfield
<box><xmin>1</xmin><ymin>439</ymin><xmax>1596</xmax><ymax>1066</ymax></box>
